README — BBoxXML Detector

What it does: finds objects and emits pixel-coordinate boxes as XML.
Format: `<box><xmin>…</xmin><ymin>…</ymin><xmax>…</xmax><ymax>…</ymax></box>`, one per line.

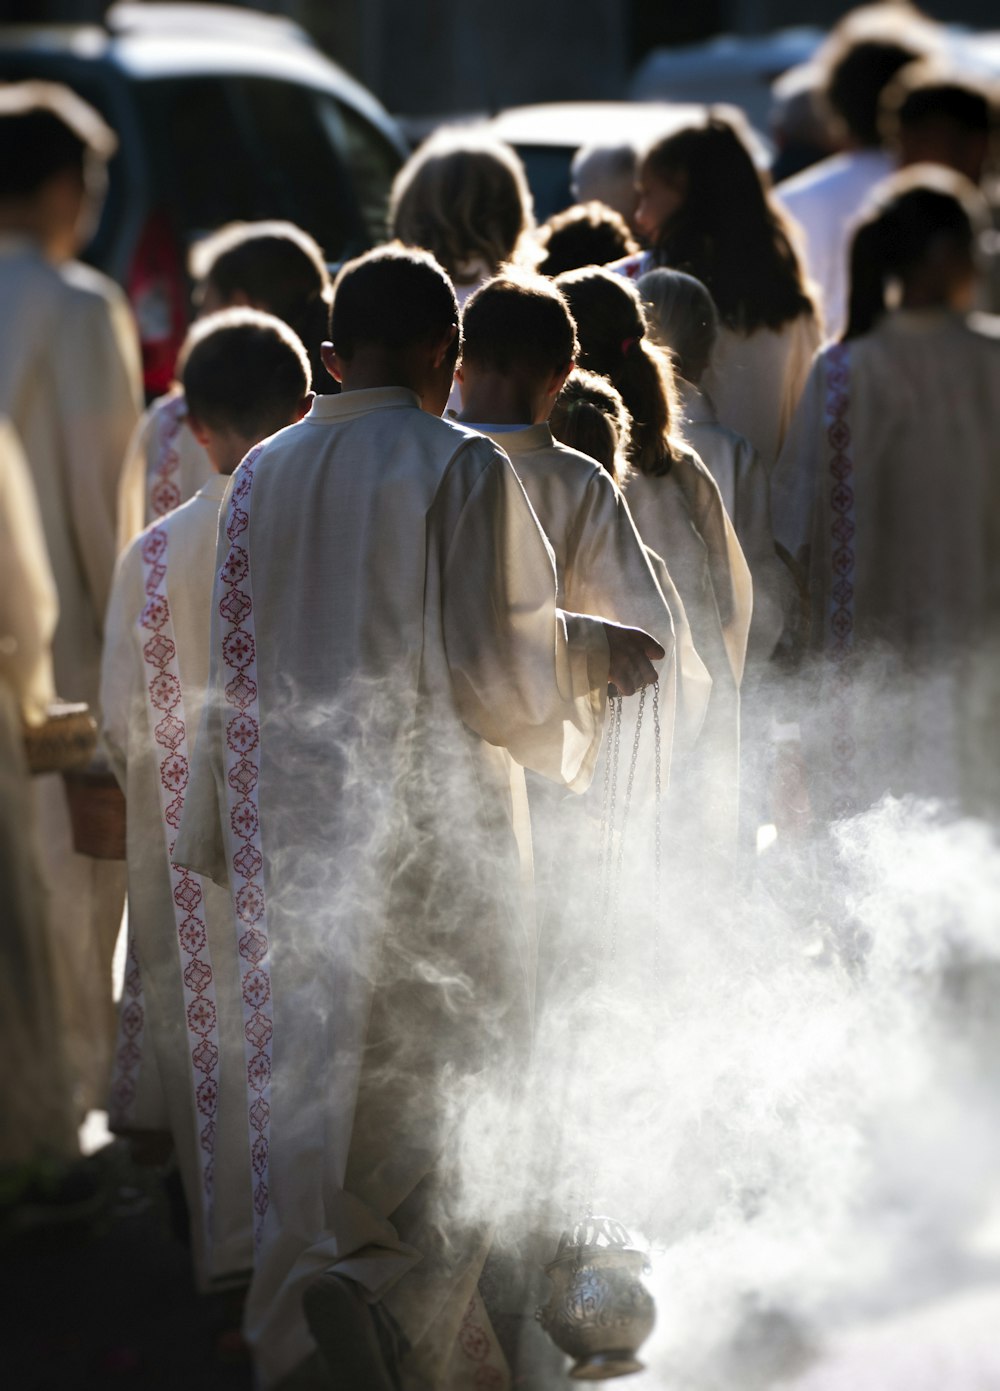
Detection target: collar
<box><xmin>474</xmin><ymin>423</ymin><xmax>554</xmax><ymax>453</ymax></box>
<box><xmin>305</xmin><ymin>386</ymin><xmax>422</xmax><ymax>421</ymax></box>
<box><xmin>195</xmin><ymin>473</ymin><xmax>232</xmax><ymax>501</ymax></box>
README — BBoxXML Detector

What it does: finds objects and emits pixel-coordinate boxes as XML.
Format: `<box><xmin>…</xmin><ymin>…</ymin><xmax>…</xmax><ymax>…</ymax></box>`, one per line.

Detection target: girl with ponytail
<box><xmin>558</xmin><ymin>266</ymin><xmax>753</xmax><ymax>858</ymax></box>
<box><xmin>771</xmin><ymin>165</ymin><xmax>1000</xmax><ymax>816</ymax></box>
<box><xmin>118</xmin><ymin>220</ymin><xmax>332</xmax><ymax>545</ymax></box>
<box><xmin>611</xmin><ymin>111</ymin><xmax>821</xmax><ymax>470</ymax></box>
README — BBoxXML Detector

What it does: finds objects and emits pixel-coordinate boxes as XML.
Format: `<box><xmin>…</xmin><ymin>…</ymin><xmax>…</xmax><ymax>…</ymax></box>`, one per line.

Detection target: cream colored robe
<box><xmin>101</xmin><ymin>474</ymin><xmax>253</xmax><ymax>1286</ymax></box>
<box><xmin>626</xmin><ymin>446</ymin><xmax>753</xmax><ymax>855</ymax></box>
<box><xmin>702</xmin><ymin>313</ymin><xmax>822</xmax><ymax>474</ymax></box>
<box><xmin>0</xmin><ymin>421</ymin><xmax>76</xmax><ymax>1163</ymax></box>
<box><xmin>771</xmin><ymin>309</ymin><xmax>1000</xmax><ymax>817</ymax></box>
<box><xmin>173</xmin><ymin>389</ymin><xmax>620</xmax><ymax>1389</ymax></box>
<box><xmin>0</xmin><ymin>237</ymin><xmax>142</xmax><ymax>1113</ymax></box>
<box><xmin>678</xmin><ymin>379</ymin><xmax>789</xmax><ymax>664</ymax></box>
<box><xmin>116</xmin><ymin>390</ymin><xmax>213</xmax><ymax>549</ymax></box>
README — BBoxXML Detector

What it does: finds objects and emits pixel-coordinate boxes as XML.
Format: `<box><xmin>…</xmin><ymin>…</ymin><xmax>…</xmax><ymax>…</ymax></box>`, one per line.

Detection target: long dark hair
<box><xmin>844</xmin><ymin>167</ymin><xmax>980</xmax><ymax>340</ymax></box>
<box><xmin>641</xmin><ymin>113</ymin><xmax>817</xmax><ymax>334</ymax></box>
<box><xmin>556</xmin><ymin>267</ymin><xmax>683</xmax><ymax>477</ymax></box>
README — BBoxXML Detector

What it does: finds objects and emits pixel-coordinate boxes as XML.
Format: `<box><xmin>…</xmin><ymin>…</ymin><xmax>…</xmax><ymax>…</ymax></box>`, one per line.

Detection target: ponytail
<box><xmin>612</xmin><ymin>338</ymin><xmax>679</xmax><ymax>477</ymax></box>
<box><xmin>844</xmin><ymin>214</ymin><xmax>894</xmax><ymax>340</ymax></box>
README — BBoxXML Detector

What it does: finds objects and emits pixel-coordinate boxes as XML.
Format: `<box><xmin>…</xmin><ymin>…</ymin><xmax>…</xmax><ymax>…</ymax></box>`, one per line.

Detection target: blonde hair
<box><xmin>390</xmin><ymin>130</ymin><xmax>535</xmax><ymax>284</ymax></box>
<box><xmin>550</xmin><ymin>369</ymin><xmax>632</xmax><ymax>486</ymax></box>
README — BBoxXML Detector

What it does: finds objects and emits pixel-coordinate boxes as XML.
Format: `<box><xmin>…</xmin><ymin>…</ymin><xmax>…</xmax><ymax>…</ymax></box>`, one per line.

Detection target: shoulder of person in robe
<box><xmin>967</xmin><ymin>310</ymin><xmax>1000</xmax><ymax>343</ymax></box>
<box><xmin>58</xmin><ymin>257</ymin><xmax>134</xmax><ymax>317</ymax></box>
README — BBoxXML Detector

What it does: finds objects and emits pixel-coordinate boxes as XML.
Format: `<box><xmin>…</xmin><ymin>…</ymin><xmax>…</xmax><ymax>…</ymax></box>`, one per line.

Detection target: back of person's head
<box><xmin>537</xmin><ymin>202</ymin><xmax>639</xmax><ymax>277</ymax></box>
<box><xmin>817</xmin><ymin>3</ymin><xmax>940</xmax><ymax>148</ymax></box>
<box><xmin>189</xmin><ymin>220</ymin><xmax>332</xmax><ymax>387</ymax></box>
<box><xmin>637</xmin><ymin>268</ymin><xmax>719</xmax><ymax>385</ymax></box>
<box><xmin>641</xmin><ymin>112</ymin><xmax>816</xmax><ymax>332</ymax></box>
<box><xmin>550</xmin><ymin>368</ymin><xmax>632</xmax><ymax>485</ymax></box>
<box><xmin>844</xmin><ymin>164</ymin><xmax>984</xmax><ymax>339</ymax></box>
<box><xmin>570</xmin><ymin>143</ymin><xmax>639</xmax><ymax>224</ymax></box>
<box><xmin>0</xmin><ymin>80</ymin><xmax>115</xmax><ymax>199</ymax></box>
<box><xmin>462</xmin><ymin>270</ymin><xmax>578</xmax><ymax>381</ymax></box>
<box><xmin>390</xmin><ymin>130</ymin><xmax>534</xmax><ymax>284</ymax></box>
<box><xmin>880</xmin><ymin>60</ymin><xmax>994</xmax><ymax>183</ymax></box>
<box><xmin>330</xmin><ymin>243</ymin><xmax>460</xmax><ymax>365</ymax></box>
<box><xmin>180</xmin><ymin>308</ymin><xmax>311</xmax><ymax>444</ymax></box>
<box><xmin>555</xmin><ymin>266</ymin><xmax>681</xmax><ymax>477</ymax></box>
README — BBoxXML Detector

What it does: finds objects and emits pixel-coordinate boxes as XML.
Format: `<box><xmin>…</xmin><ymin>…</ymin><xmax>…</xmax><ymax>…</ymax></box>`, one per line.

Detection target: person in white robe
<box><xmin>116</xmin><ymin>220</ymin><xmax>333</xmax><ymax>548</ymax></box>
<box><xmin>0</xmin><ymin>82</ymin><xmax>142</xmax><ymax>1115</ymax></box>
<box><xmin>771</xmin><ymin>168</ymin><xmax>1000</xmax><ymax>820</ymax></box>
<box><xmin>173</xmin><ymin>247</ymin><xmax>666</xmax><ymax>1391</ymax></box>
<box><xmin>102</xmin><ymin>311</ymin><xmax>313</xmax><ymax>1288</ymax></box>
<box><xmin>775</xmin><ymin>13</ymin><xmax>938</xmax><ymax>337</ymax></box>
<box><xmin>0</xmin><ymin>420</ymin><xmax>77</xmax><ymax>1168</ymax></box>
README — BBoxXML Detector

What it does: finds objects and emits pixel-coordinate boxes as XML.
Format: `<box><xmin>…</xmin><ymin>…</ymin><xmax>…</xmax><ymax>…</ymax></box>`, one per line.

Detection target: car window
<box><xmin>231</xmin><ymin>78</ymin><xmax>363</xmax><ymax>262</ymax></box>
<box><xmin>317</xmin><ymin>98</ymin><xmax>399</xmax><ymax>248</ymax></box>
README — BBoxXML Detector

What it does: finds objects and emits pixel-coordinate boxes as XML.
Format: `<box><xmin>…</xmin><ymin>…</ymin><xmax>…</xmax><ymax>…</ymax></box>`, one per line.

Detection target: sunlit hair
<box><xmin>556</xmin><ymin>267</ymin><xmax>683</xmax><ymax>477</ymax></box>
<box><xmin>331</xmin><ymin>243</ymin><xmax>460</xmax><ymax>365</ymax></box>
<box><xmin>537</xmin><ymin>201</ymin><xmax>639</xmax><ymax>277</ymax></box>
<box><xmin>637</xmin><ymin>268</ymin><xmax>719</xmax><ymax>385</ymax></box>
<box><xmin>0</xmin><ymin>80</ymin><xmax>116</xmax><ymax>199</ymax></box>
<box><xmin>640</xmin><ymin>112</ymin><xmax>817</xmax><ymax>334</ymax></box>
<box><xmin>180</xmin><ymin>308</ymin><xmax>310</xmax><ymax>442</ymax></box>
<box><xmin>815</xmin><ymin>2</ymin><xmax>939</xmax><ymax>148</ymax></box>
<box><xmin>879</xmin><ymin>59</ymin><xmax>994</xmax><ymax>146</ymax></box>
<box><xmin>389</xmin><ymin>130</ymin><xmax>535</xmax><ymax>284</ymax></box>
<box><xmin>844</xmin><ymin>164</ymin><xmax>985</xmax><ymax>341</ymax></box>
<box><xmin>189</xmin><ymin>220</ymin><xmax>332</xmax><ymax>391</ymax></box>
<box><xmin>550</xmin><ymin>368</ymin><xmax>632</xmax><ymax>486</ymax></box>
<box><xmin>462</xmin><ymin>269</ymin><xmax>578</xmax><ymax>378</ymax></box>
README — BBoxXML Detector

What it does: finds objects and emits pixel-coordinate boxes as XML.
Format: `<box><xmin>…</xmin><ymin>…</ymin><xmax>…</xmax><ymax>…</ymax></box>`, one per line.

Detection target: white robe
<box><xmin>776</xmin><ymin>148</ymin><xmax>896</xmax><ymax>340</ymax></box>
<box><xmin>626</xmin><ymin>445</ymin><xmax>753</xmax><ymax>856</ymax></box>
<box><xmin>101</xmin><ymin>474</ymin><xmax>254</xmax><ymax>1287</ymax></box>
<box><xmin>678</xmin><ymin>379</ymin><xmax>789</xmax><ymax>663</ymax></box>
<box><xmin>116</xmin><ymin>390</ymin><xmax>214</xmax><ymax>550</ymax></box>
<box><xmin>0</xmin><ymin>237</ymin><xmax>143</xmax><ymax>1113</ymax></box>
<box><xmin>701</xmin><ymin>312</ymin><xmax>822</xmax><ymax>473</ymax></box>
<box><xmin>771</xmin><ymin>309</ymin><xmax>1000</xmax><ymax>817</ymax></box>
<box><xmin>0</xmin><ymin>420</ymin><xmax>76</xmax><ymax>1163</ymax></box>
<box><xmin>173</xmin><ymin>388</ymin><xmax>619</xmax><ymax>1388</ymax></box>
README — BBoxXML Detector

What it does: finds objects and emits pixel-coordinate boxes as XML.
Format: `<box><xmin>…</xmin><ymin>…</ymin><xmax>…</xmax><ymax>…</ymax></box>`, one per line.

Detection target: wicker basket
<box><xmin>62</xmin><ymin>769</ymin><xmax>127</xmax><ymax>861</ymax></box>
<box><xmin>24</xmin><ymin>701</ymin><xmax>97</xmax><ymax>775</ymax></box>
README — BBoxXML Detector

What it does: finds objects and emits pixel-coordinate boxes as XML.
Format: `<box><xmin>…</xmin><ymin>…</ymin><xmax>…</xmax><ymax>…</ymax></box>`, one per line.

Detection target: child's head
<box><xmin>637</xmin><ymin>112</ymin><xmax>816</xmax><ymax>333</ymax></box>
<box><xmin>881</xmin><ymin>61</ymin><xmax>994</xmax><ymax>185</ymax></box>
<box><xmin>555</xmin><ymin>266</ymin><xmax>681</xmax><ymax>477</ymax></box>
<box><xmin>180</xmin><ymin>308</ymin><xmax>312</xmax><ymax>472</ymax></box>
<box><xmin>327</xmin><ymin>244</ymin><xmax>460</xmax><ymax>414</ymax></box>
<box><xmin>189</xmin><ymin>220</ymin><xmax>333</xmax><ymax>390</ymax></box>
<box><xmin>0</xmin><ymin>81</ymin><xmax>116</xmax><ymax>259</ymax></box>
<box><xmin>637</xmin><ymin>268</ymin><xmax>719</xmax><ymax>386</ymax></box>
<box><xmin>389</xmin><ymin>130</ymin><xmax>535</xmax><ymax>283</ymax></box>
<box><xmin>537</xmin><ymin>202</ymin><xmax>639</xmax><ymax>278</ymax></box>
<box><xmin>817</xmin><ymin>4</ymin><xmax>938</xmax><ymax>151</ymax></box>
<box><xmin>570</xmin><ymin>144</ymin><xmax>639</xmax><ymax>229</ymax></box>
<box><xmin>461</xmin><ymin>270</ymin><xmax>578</xmax><ymax>392</ymax></box>
<box><xmin>845</xmin><ymin>164</ymin><xmax>985</xmax><ymax>339</ymax></box>
<box><xmin>550</xmin><ymin>369</ymin><xmax>632</xmax><ymax>486</ymax></box>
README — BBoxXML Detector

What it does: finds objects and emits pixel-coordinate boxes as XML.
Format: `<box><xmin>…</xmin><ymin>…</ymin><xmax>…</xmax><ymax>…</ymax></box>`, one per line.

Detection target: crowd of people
<box><xmin>2</xmin><ymin>2</ymin><xmax>999</xmax><ymax>1387</ymax></box>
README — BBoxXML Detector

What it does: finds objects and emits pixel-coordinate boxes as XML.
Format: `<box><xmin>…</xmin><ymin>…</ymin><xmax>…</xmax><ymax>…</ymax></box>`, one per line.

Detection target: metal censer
<box><xmin>536</xmin><ymin>1215</ymin><xmax>655</xmax><ymax>1379</ymax></box>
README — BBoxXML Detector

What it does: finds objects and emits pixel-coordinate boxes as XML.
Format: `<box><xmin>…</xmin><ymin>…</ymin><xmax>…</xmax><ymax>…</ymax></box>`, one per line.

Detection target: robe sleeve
<box><xmin>731</xmin><ymin>435</ymin><xmax>792</xmax><ymax>664</ymax></box>
<box><xmin>99</xmin><ymin>540</ymin><xmax>143</xmax><ymax>792</ymax></box>
<box><xmin>441</xmin><ymin>450</ymin><xmax>610</xmax><ymax>792</ymax></box>
<box><xmin>0</xmin><ymin>421</ymin><xmax>57</xmax><ymax>725</ymax></box>
<box><xmin>771</xmin><ymin>354</ymin><xmax>827</xmax><ymax>569</ymax></box>
<box><xmin>52</xmin><ymin>275</ymin><xmax>142</xmax><ymax>630</ymax></box>
<box><xmin>643</xmin><ymin>547</ymin><xmax>711</xmax><ymax>752</ymax></box>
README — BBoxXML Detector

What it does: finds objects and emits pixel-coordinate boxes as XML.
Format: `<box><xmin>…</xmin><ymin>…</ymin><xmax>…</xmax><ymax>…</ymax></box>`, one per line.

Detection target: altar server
<box><xmin>102</xmin><ymin>311</ymin><xmax>312</xmax><ymax>1286</ymax></box>
<box><xmin>0</xmin><ymin>81</ymin><xmax>142</xmax><ymax>1113</ymax></box>
<box><xmin>173</xmin><ymin>246</ymin><xmax>664</xmax><ymax>1389</ymax></box>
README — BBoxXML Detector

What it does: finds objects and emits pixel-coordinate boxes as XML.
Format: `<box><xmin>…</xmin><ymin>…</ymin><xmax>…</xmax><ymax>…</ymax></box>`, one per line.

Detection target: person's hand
<box><xmin>602</xmin><ymin>623</ymin><xmax>665</xmax><ymax>697</ymax></box>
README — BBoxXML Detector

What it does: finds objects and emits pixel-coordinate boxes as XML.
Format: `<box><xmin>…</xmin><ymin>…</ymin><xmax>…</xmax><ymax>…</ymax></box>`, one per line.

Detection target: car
<box><xmin>0</xmin><ymin>2</ymin><xmax>408</xmax><ymax>396</ymax></box>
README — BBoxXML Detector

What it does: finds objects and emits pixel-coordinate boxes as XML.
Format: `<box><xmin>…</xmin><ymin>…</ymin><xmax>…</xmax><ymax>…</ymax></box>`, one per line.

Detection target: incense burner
<box><xmin>536</xmin><ymin>1216</ymin><xmax>655</xmax><ymax>1380</ymax></box>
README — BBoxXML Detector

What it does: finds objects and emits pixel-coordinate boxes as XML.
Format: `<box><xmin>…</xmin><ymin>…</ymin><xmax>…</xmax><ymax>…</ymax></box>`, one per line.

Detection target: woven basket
<box><xmin>62</xmin><ymin>769</ymin><xmax>127</xmax><ymax>861</ymax></box>
<box><xmin>24</xmin><ymin>701</ymin><xmax>97</xmax><ymax>775</ymax></box>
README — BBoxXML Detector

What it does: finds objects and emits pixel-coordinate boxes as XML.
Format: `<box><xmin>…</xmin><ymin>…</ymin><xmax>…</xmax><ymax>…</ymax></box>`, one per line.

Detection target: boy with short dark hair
<box><xmin>172</xmin><ymin>244</ymin><xmax>666</xmax><ymax>1390</ymax></box>
<box><xmin>100</xmin><ymin>310</ymin><xmax>312</xmax><ymax>1292</ymax></box>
